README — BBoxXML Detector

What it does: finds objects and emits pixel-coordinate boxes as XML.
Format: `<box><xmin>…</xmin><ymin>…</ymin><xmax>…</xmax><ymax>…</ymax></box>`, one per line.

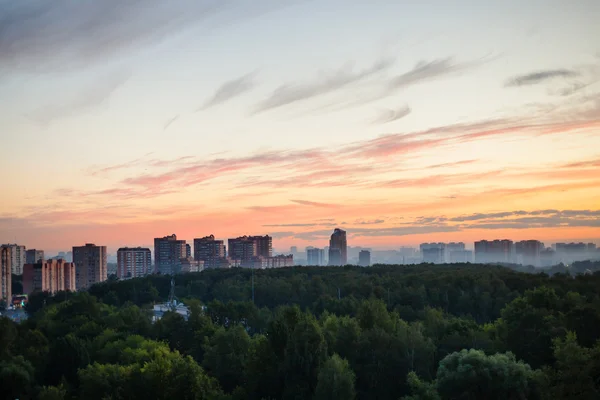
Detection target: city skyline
<box><xmin>1</xmin><ymin>1</ymin><xmax>600</xmax><ymax>251</ymax></box>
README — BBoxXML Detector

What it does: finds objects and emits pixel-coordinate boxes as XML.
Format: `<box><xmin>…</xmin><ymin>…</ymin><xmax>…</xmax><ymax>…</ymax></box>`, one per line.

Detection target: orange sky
<box><xmin>1</xmin><ymin>1</ymin><xmax>600</xmax><ymax>253</ymax></box>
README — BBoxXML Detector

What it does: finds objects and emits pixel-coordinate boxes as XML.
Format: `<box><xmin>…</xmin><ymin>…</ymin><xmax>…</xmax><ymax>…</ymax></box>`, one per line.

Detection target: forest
<box><xmin>2</xmin><ymin>261</ymin><xmax>600</xmax><ymax>399</ymax></box>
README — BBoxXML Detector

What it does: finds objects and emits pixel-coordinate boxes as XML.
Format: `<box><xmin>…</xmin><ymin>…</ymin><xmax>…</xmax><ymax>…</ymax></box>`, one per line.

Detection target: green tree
<box><xmin>436</xmin><ymin>349</ymin><xmax>537</xmax><ymax>400</ymax></box>
<box><xmin>314</xmin><ymin>354</ymin><xmax>356</xmax><ymax>400</ymax></box>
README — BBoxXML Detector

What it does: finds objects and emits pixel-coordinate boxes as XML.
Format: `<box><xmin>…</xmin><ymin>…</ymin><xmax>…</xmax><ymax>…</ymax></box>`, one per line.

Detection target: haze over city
<box><xmin>1</xmin><ymin>0</ymin><xmax>600</xmax><ymax>254</ymax></box>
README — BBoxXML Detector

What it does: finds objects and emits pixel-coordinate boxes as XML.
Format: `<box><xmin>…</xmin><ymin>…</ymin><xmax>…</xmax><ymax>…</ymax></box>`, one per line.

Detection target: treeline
<box><xmin>1</xmin><ymin>263</ymin><xmax>600</xmax><ymax>399</ymax></box>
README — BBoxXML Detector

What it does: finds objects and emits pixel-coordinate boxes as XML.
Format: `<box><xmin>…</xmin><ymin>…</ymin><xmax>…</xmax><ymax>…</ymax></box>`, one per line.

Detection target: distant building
<box><xmin>193</xmin><ymin>235</ymin><xmax>227</xmax><ymax>268</ymax></box>
<box><xmin>540</xmin><ymin>248</ymin><xmax>556</xmax><ymax>267</ymax></box>
<box><xmin>72</xmin><ymin>244</ymin><xmax>107</xmax><ymax>290</ymax></box>
<box><xmin>154</xmin><ymin>234</ymin><xmax>187</xmax><ymax>275</ymax></box>
<box><xmin>116</xmin><ymin>247</ymin><xmax>152</xmax><ymax>279</ymax></box>
<box><xmin>241</xmin><ymin>255</ymin><xmax>294</xmax><ymax>269</ymax></box>
<box><xmin>553</xmin><ymin>242</ymin><xmax>596</xmax><ymax>264</ymax></box>
<box><xmin>228</xmin><ymin>236</ymin><xmax>257</xmax><ymax>261</ymax></box>
<box><xmin>516</xmin><ymin>240</ymin><xmax>544</xmax><ymax>267</ymax></box>
<box><xmin>23</xmin><ymin>259</ymin><xmax>76</xmax><ymax>294</ymax></box>
<box><xmin>307</xmin><ymin>248</ymin><xmax>325</xmax><ymax>266</ymax></box>
<box><xmin>252</xmin><ymin>235</ymin><xmax>273</xmax><ymax>258</ymax></box>
<box><xmin>474</xmin><ymin>240</ymin><xmax>515</xmax><ymax>264</ymax></box>
<box><xmin>2</xmin><ymin>244</ymin><xmax>26</xmax><ymax>275</ymax></box>
<box><xmin>328</xmin><ymin>228</ymin><xmax>347</xmax><ymax>266</ymax></box>
<box><xmin>25</xmin><ymin>249</ymin><xmax>44</xmax><ymax>264</ymax></box>
<box><xmin>359</xmin><ymin>250</ymin><xmax>371</xmax><ymax>267</ymax></box>
<box><xmin>175</xmin><ymin>257</ymin><xmax>204</xmax><ymax>274</ymax></box>
<box><xmin>1</xmin><ymin>246</ymin><xmax>12</xmax><ymax>302</ymax></box>
<box><xmin>186</xmin><ymin>244</ymin><xmax>191</xmax><ymax>258</ymax></box>
<box><xmin>420</xmin><ymin>243</ymin><xmax>446</xmax><ymax>264</ymax></box>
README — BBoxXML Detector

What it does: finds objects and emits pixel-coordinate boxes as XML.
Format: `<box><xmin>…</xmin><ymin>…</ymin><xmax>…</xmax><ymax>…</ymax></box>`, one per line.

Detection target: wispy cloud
<box><xmin>290</xmin><ymin>200</ymin><xmax>337</xmax><ymax>208</ymax></box>
<box><xmin>505</xmin><ymin>69</ymin><xmax>579</xmax><ymax>87</ymax></box>
<box><xmin>163</xmin><ymin>114</ymin><xmax>180</xmax><ymax>131</ymax></box>
<box><xmin>199</xmin><ymin>72</ymin><xmax>256</xmax><ymax>110</ymax></box>
<box><xmin>28</xmin><ymin>69</ymin><xmax>130</xmax><ymax>124</ymax></box>
<box><xmin>0</xmin><ymin>1</ymin><xmax>292</xmax><ymax>72</ymax></box>
<box><xmin>372</xmin><ymin>105</ymin><xmax>411</xmax><ymax>124</ymax></box>
<box><xmin>254</xmin><ymin>58</ymin><xmax>393</xmax><ymax>113</ymax></box>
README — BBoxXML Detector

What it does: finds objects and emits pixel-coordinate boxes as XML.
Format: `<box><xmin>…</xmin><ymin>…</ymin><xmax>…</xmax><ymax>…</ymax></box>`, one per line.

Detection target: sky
<box><xmin>1</xmin><ymin>0</ymin><xmax>600</xmax><ymax>254</ymax></box>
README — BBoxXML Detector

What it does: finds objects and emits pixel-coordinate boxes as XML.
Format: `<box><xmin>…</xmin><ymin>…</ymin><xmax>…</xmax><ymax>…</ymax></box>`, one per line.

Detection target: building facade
<box><xmin>328</xmin><ymin>228</ymin><xmax>347</xmax><ymax>266</ymax></box>
<box><xmin>359</xmin><ymin>250</ymin><xmax>371</xmax><ymax>267</ymax></box>
<box><xmin>251</xmin><ymin>235</ymin><xmax>273</xmax><ymax>258</ymax></box>
<box><xmin>175</xmin><ymin>257</ymin><xmax>204</xmax><ymax>274</ymax></box>
<box><xmin>0</xmin><ymin>246</ymin><xmax>11</xmax><ymax>302</ymax></box>
<box><xmin>307</xmin><ymin>248</ymin><xmax>325</xmax><ymax>266</ymax></box>
<box><xmin>228</xmin><ymin>236</ymin><xmax>258</xmax><ymax>261</ymax></box>
<box><xmin>474</xmin><ymin>240</ymin><xmax>515</xmax><ymax>264</ymax></box>
<box><xmin>2</xmin><ymin>244</ymin><xmax>26</xmax><ymax>275</ymax></box>
<box><xmin>72</xmin><ymin>243</ymin><xmax>107</xmax><ymax>290</ymax></box>
<box><xmin>154</xmin><ymin>234</ymin><xmax>187</xmax><ymax>275</ymax></box>
<box><xmin>240</xmin><ymin>255</ymin><xmax>294</xmax><ymax>269</ymax></box>
<box><xmin>193</xmin><ymin>235</ymin><xmax>227</xmax><ymax>268</ymax></box>
<box><xmin>26</xmin><ymin>249</ymin><xmax>45</xmax><ymax>264</ymax></box>
<box><xmin>23</xmin><ymin>259</ymin><xmax>76</xmax><ymax>294</ymax></box>
<box><xmin>516</xmin><ymin>240</ymin><xmax>544</xmax><ymax>267</ymax></box>
<box><xmin>420</xmin><ymin>243</ymin><xmax>446</xmax><ymax>264</ymax></box>
<box><xmin>116</xmin><ymin>247</ymin><xmax>152</xmax><ymax>279</ymax></box>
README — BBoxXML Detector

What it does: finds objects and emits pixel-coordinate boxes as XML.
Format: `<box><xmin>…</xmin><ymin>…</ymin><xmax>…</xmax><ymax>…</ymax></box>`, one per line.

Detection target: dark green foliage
<box><xmin>5</xmin><ymin>262</ymin><xmax>600</xmax><ymax>399</ymax></box>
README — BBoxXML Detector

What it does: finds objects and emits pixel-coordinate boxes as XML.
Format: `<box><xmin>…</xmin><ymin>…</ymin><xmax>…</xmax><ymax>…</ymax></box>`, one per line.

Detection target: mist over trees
<box><xmin>2</xmin><ymin>262</ymin><xmax>600</xmax><ymax>399</ymax></box>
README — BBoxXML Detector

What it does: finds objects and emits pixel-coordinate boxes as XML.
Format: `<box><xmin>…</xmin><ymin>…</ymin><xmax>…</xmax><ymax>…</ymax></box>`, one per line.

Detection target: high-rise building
<box><xmin>72</xmin><ymin>243</ymin><xmax>107</xmax><ymax>290</ymax></box>
<box><xmin>194</xmin><ymin>235</ymin><xmax>227</xmax><ymax>268</ymax></box>
<box><xmin>446</xmin><ymin>242</ymin><xmax>473</xmax><ymax>263</ymax></box>
<box><xmin>474</xmin><ymin>240</ymin><xmax>515</xmax><ymax>264</ymax></box>
<box><xmin>154</xmin><ymin>234</ymin><xmax>187</xmax><ymax>275</ymax></box>
<box><xmin>1</xmin><ymin>246</ymin><xmax>12</xmax><ymax>302</ymax></box>
<box><xmin>228</xmin><ymin>236</ymin><xmax>258</xmax><ymax>261</ymax></box>
<box><xmin>328</xmin><ymin>228</ymin><xmax>347</xmax><ymax>266</ymax></box>
<box><xmin>26</xmin><ymin>249</ymin><xmax>45</xmax><ymax>264</ymax></box>
<box><xmin>23</xmin><ymin>259</ymin><xmax>76</xmax><ymax>294</ymax></box>
<box><xmin>516</xmin><ymin>240</ymin><xmax>544</xmax><ymax>267</ymax></box>
<box><xmin>186</xmin><ymin>244</ymin><xmax>191</xmax><ymax>258</ymax></box>
<box><xmin>420</xmin><ymin>243</ymin><xmax>446</xmax><ymax>264</ymax></box>
<box><xmin>307</xmin><ymin>248</ymin><xmax>325</xmax><ymax>266</ymax></box>
<box><xmin>116</xmin><ymin>247</ymin><xmax>152</xmax><ymax>279</ymax></box>
<box><xmin>2</xmin><ymin>244</ymin><xmax>26</xmax><ymax>275</ymax></box>
<box><xmin>175</xmin><ymin>257</ymin><xmax>204</xmax><ymax>274</ymax></box>
<box><xmin>359</xmin><ymin>250</ymin><xmax>371</xmax><ymax>267</ymax></box>
<box><xmin>251</xmin><ymin>235</ymin><xmax>273</xmax><ymax>257</ymax></box>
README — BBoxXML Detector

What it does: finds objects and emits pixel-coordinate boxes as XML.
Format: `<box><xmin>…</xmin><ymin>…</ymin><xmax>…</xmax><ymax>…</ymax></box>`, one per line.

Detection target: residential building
<box><xmin>516</xmin><ymin>240</ymin><xmax>544</xmax><ymax>267</ymax></box>
<box><xmin>154</xmin><ymin>234</ymin><xmax>187</xmax><ymax>275</ymax></box>
<box><xmin>251</xmin><ymin>235</ymin><xmax>273</xmax><ymax>257</ymax></box>
<box><xmin>328</xmin><ymin>228</ymin><xmax>347</xmax><ymax>266</ymax></box>
<box><xmin>359</xmin><ymin>250</ymin><xmax>371</xmax><ymax>267</ymax></box>
<box><xmin>175</xmin><ymin>257</ymin><xmax>204</xmax><ymax>274</ymax></box>
<box><xmin>26</xmin><ymin>249</ymin><xmax>44</xmax><ymax>264</ymax></box>
<box><xmin>116</xmin><ymin>247</ymin><xmax>152</xmax><ymax>279</ymax></box>
<box><xmin>474</xmin><ymin>240</ymin><xmax>515</xmax><ymax>264</ymax></box>
<box><xmin>1</xmin><ymin>246</ymin><xmax>11</xmax><ymax>302</ymax></box>
<box><xmin>72</xmin><ymin>243</ymin><xmax>107</xmax><ymax>290</ymax></box>
<box><xmin>23</xmin><ymin>259</ymin><xmax>76</xmax><ymax>294</ymax></box>
<box><xmin>2</xmin><ymin>244</ymin><xmax>26</xmax><ymax>275</ymax></box>
<box><xmin>241</xmin><ymin>255</ymin><xmax>294</xmax><ymax>269</ymax></box>
<box><xmin>228</xmin><ymin>236</ymin><xmax>258</xmax><ymax>261</ymax></box>
<box><xmin>307</xmin><ymin>248</ymin><xmax>325</xmax><ymax>266</ymax></box>
<box><xmin>186</xmin><ymin>244</ymin><xmax>191</xmax><ymax>258</ymax></box>
<box><xmin>328</xmin><ymin>248</ymin><xmax>342</xmax><ymax>266</ymax></box>
<box><xmin>420</xmin><ymin>243</ymin><xmax>446</xmax><ymax>264</ymax></box>
<box><xmin>193</xmin><ymin>235</ymin><xmax>227</xmax><ymax>268</ymax></box>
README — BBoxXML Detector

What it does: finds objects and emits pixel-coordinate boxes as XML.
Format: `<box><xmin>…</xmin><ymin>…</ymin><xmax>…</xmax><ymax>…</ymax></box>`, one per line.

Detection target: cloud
<box><xmin>426</xmin><ymin>159</ymin><xmax>478</xmax><ymax>169</ymax></box>
<box><xmin>354</xmin><ymin>219</ymin><xmax>385</xmax><ymax>225</ymax></box>
<box><xmin>389</xmin><ymin>58</ymin><xmax>472</xmax><ymax>90</ymax></box>
<box><xmin>0</xmin><ymin>1</ymin><xmax>293</xmax><ymax>72</ymax></box>
<box><xmin>28</xmin><ymin>69</ymin><xmax>130</xmax><ymax>124</ymax></box>
<box><xmin>199</xmin><ymin>72</ymin><xmax>256</xmax><ymax>110</ymax></box>
<box><xmin>505</xmin><ymin>69</ymin><xmax>579</xmax><ymax>87</ymax></box>
<box><xmin>163</xmin><ymin>114</ymin><xmax>180</xmax><ymax>131</ymax></box>
<box><xmin>290</xmin><ymin>200</ymin><xmax>337</xmax><ymax>208</ymax></box>
<box><xmin>254</xmin><ymin>58</ymin><xmax>393</xmax><ymax>113</ymax></box>
<box><xmin>372</xmin><ymin>105</ymin><xmax>411</xmax><ymax>124</ymax></box>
